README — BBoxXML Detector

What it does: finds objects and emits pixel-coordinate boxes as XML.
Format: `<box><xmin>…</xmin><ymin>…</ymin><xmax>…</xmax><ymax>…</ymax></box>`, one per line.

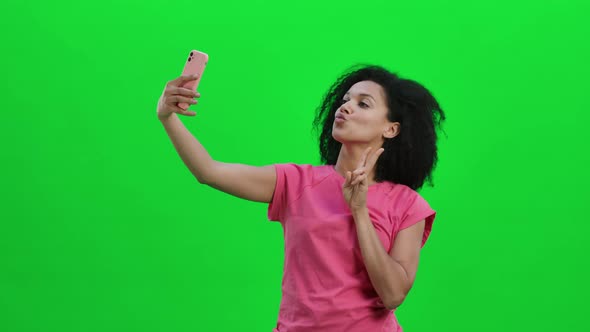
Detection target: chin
<box><xmin>331</xmin><ymin>133</ymin><xmax>347</xmax><ymax>144</ymax></box>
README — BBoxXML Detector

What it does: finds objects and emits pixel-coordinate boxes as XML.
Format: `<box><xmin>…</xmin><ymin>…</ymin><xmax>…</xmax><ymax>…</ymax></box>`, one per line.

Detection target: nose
<box><xmin>339</xmin><ymin>101</ymin><xmax>352</xmax><ymax>114</ymax></box>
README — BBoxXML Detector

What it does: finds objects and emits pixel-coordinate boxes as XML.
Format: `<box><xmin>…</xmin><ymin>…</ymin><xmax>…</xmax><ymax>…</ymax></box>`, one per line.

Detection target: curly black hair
<box><xmin>312</xmin><ymin>64</ymin><xmax>446</xmax><ymax>191</ymax></box>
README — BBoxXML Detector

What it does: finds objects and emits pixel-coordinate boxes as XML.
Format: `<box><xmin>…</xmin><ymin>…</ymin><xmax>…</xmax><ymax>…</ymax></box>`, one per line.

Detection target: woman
<box><xmin>156</xmin><ymin>64</ymin><xmax>446</xmax><ymax>332</ymax></box>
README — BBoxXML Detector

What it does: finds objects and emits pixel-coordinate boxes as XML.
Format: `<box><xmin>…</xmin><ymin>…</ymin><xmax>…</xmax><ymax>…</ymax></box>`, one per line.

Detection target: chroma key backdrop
<box><xmin>1</xmin><ymin>1</ymin><xmax>589</xmax><ymax>332</ymax></box>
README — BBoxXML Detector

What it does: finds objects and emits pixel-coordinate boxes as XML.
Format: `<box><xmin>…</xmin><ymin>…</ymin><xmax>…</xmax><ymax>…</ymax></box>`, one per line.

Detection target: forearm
<box><xmin>159</xmin><ymin>113</ymin><xmax>215</xmax><ymax>183</ymax></box>
<box><xmin>352</xmin><ymin>207</ymin><xmax>408</xmax><ymax>309</ymax></box>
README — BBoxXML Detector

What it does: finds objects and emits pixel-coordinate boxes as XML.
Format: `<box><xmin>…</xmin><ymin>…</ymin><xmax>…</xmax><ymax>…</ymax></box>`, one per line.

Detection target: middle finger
<box><xmin>169</xmin><ymin>86</ymin><xmax>200</xmax><ymax>97</ymax></box>
<box><xmin>366</xmin><ymin>148</ymin><xmax>384</xmax><ymax>170</ymax></box>
<box><xmin>353</xmin><ymin>167</ymin><xmax>365</xmax><ymax>176</ymax></box>
<box><xmin>357</xmin><ymin>147</ymin><xmax>372</xmax><ymax>169</ymax></box>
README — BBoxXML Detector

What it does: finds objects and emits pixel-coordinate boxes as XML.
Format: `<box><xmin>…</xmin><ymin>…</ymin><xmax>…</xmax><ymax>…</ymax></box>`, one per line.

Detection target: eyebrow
<box><xmin>344</xmin><ymin>92</ymin><xmax>376</xmax><ymax>104</ymax></box>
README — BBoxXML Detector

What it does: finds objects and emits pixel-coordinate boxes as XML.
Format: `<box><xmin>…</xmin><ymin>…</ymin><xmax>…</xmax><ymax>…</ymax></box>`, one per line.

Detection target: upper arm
<box><xmin>388</xmin><ymin>219</ymin><xmax>426</xmax><ymax>296</ymax></box>
<box><xmin>201</xmin><ymin>161</ymin><xmax>277</xmax><ymax>203</ymax></box>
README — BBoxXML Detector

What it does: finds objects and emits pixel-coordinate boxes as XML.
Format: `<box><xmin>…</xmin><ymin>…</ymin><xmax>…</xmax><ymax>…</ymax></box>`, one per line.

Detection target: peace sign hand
<box><xmin>343</xmin><ymin>147</ymin><xmax>385</xmax><ymax>213</ymax></box>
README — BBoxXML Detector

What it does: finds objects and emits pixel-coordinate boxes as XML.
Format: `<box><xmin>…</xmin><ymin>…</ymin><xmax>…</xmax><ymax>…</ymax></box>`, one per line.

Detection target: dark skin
<box><xmin>157</xmin><ymin>75</ymin><xmax>426</xmax><ymax>310</ymax></box>
<box><xmin>333</xmin><ymin>81</ymin><xmax>426</xmax><ymax>309</ymax></box>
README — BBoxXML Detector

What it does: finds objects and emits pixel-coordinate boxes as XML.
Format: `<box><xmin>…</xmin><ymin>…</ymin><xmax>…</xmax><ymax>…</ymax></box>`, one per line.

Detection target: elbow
<box><xmin>195</xmin><ymin>161</ymin><xmax>217</xmax><ymax>185</ymax></box>
<box><xmin>385</xmin><ymin>293</ymin><xmax>407</xmax><ymax>311</ymax></box>
<box><xmin>195</xmin><ymin>169</ymin><xmax>211</xmax><ymax>184</ymax></box>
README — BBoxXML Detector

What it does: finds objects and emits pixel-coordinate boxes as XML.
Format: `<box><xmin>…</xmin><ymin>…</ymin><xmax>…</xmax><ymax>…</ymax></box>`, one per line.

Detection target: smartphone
<box><xmin>178</xmin><ymin>50</ymin><xmax>208</xmax><ymax>110</ymax></box>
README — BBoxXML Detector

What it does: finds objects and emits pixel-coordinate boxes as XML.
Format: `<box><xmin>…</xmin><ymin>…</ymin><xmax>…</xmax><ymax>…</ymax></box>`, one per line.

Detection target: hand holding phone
<box><xmin>177</xmin><ymin>50</ymin><xmax>208</xmax><ymax>110</ymax></box>
<box><xmin>156</xmin><ymin>74</ymin><xmax>201</xmax><ymax>119</ymax></box>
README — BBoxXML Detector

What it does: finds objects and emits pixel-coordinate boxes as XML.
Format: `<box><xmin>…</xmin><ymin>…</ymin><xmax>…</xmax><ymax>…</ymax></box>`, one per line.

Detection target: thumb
<box><xmin>344</xmin><ymin>171</ymin><xmax>351</xmax><ymax>187</ymax></box>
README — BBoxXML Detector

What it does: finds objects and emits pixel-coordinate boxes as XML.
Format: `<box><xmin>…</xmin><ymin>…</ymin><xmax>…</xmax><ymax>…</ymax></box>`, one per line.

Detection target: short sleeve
<box><xmin>399</xmin><ymin>191</ymin><xmax>437</xmax><ymax>248</ymax></box>
<box><xmin>267</xmin><ymin>163</ymin><xmax>309</xmax><ymax>222</ymax></box>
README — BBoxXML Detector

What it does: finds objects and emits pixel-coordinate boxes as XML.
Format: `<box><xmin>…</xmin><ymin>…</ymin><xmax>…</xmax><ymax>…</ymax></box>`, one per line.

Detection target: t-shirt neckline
<box><xmin>328</xmin><ymin>165</ymin><xmax>382</xmax><ymax>190</ymax></box>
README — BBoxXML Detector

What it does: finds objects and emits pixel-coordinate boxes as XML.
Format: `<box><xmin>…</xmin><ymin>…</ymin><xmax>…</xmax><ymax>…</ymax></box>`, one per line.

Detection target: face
<box><xmin>332</xmin><ymin>80</ymin><xmax>399</xmax><ymax>144</ymax></box>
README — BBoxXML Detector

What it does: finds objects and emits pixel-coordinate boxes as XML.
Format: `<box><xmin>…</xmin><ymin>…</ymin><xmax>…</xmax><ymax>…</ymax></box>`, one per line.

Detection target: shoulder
<box><xmin>391</xmin><ymin>185</ymin><xmax>436</xmax><ymax>241</ymax></box>
<box><xmin>385</xmin><ymin>183</ymin><xmax>434</xmax><ymax>220</ymax></box>
<box><xmin>383</xmin><ymin>182</ymin><xmax>420</xmax><ymax>204</ymax></box>
<box><xmin>273</xmin><ymin>163</ymin><xmax>320</xmax><ymax>176</ymax></box>
<box><xmin>273</xmin><ymin>163</ymin><xmax>334</xmax><ymax>185</ymax></box>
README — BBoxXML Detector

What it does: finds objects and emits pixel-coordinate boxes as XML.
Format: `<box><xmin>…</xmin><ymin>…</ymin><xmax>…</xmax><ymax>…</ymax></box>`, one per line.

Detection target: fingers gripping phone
<box><xmin>178</xmin><ymin>50</ymin><xmax>208</xmax><ymax>110</ymax></box>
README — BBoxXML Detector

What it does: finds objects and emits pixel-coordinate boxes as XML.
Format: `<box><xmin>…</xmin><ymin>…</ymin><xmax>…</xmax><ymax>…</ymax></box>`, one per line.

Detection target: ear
<box><xmin>383</xmin><ymin>121</ymin><xmax>401</xmax><ymax>139</ymax></box>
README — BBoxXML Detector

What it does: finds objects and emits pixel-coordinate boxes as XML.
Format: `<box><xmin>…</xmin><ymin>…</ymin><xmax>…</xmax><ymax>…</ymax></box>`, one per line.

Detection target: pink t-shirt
<box><xmin>267</xmin><ymin>164</ymin><xmax>436</xmax><ymax>332</ymax></box>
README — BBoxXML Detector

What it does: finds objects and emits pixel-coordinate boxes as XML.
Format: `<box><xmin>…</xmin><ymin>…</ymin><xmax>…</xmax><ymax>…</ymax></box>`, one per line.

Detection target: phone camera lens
<box><xmin>190</xmin><ymin>52</ymin><xmax>194</xmax><ymax>56</ymax></box>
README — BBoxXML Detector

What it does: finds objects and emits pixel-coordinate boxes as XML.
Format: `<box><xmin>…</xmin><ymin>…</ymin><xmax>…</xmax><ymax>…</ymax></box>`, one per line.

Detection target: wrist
<box><xmin>351</xmin><ymin>206</ymin><xmax>369</xmax><ymax>217</ymax></box>
<box><xmin>158</xmin><ymin>112</ymin><xmax>174</xmax><ymax>122</ymax></box>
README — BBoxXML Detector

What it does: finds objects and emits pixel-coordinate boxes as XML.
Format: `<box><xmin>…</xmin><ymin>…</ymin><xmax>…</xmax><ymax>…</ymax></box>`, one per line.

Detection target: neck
<box><xmin>334</xmin><ymin>144</ymin><xmax>379</xmax><ymax>185</ymax></box>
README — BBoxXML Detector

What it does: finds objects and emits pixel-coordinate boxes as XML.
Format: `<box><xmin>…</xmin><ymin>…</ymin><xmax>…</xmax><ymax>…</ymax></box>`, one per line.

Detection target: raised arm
<box><xmin>157</xmin><ymin>75</ymin><xmax>277</xmax><ymax>203</ymax></box>
<box><xmin>201</xmin><ymin>162</ymin><xmax>277</xmax><ymax>203</ymax></box>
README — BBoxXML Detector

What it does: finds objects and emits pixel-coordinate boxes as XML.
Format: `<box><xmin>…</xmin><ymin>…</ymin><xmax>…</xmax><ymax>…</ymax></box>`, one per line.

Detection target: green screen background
<box><xmin>1</xmin><ymin>1</ymin><xmax>589</xmax><ymax>331</ymax></box>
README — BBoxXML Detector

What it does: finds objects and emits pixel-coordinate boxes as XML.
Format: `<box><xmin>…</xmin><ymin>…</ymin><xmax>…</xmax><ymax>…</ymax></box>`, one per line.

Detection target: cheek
<box><xmin>347</xmin><ymin>115</ymin><xmax>366</xmax><ymax>125</ymax></box>
<box><xmin>355</xmin><ymin>116</ymin><xmax>380</xmax><ymax>129</ymax></box>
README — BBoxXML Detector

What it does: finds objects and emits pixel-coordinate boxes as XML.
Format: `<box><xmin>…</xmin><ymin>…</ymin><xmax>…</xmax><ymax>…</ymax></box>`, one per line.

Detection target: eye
<box><xmin>339</xmin><ymin>99</ymin><xmax>370</xmax><ymax>108</ymax></box>
<box><xmin>338</xmin><ymin>99</ymin><xmax>369</xmax><ymax>108</ymax></box>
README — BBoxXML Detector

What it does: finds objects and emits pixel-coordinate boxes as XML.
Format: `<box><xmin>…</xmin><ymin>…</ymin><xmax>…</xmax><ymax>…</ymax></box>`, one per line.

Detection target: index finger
<box><xmin>358</xmin><ymin>147</ymin><xmax>372</xmax><ymax>169</ymax></box>
<box><xmin>366</xmin><ymin>148</ymin><xmax>385</xmax><ymax>170</ymax></box>
<box><xmin>168</xmin><ymin>74</ymin><xmax>199</xmax><ymax>86</ymax></box>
